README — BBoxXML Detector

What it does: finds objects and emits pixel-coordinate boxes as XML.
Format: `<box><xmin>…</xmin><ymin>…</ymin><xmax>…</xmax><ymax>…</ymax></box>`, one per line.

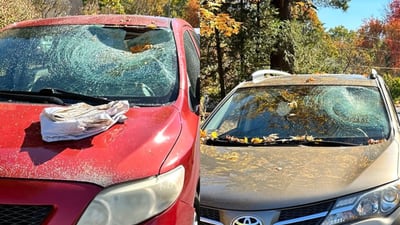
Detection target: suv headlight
<box><xmin>77</xmin><ymin>166</ymin><xmax>185</xmax><ymax>225</ymax></box>
<box><xmin>322</xmin><ymin>180</ymin><xmax>400</xmax><ymax>225</ymax></box>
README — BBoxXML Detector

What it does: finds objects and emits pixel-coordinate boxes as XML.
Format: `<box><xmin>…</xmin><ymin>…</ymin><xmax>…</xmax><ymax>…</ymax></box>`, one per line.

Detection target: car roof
<box><xmin>1</xmin><ymin>14</ymin><xmax>172</xmax><ymax>31</ymax></box>
<box><xmin>237</xmin><ymin>69</ymin><xmax>380</xmax><ymax>89</ymax></box>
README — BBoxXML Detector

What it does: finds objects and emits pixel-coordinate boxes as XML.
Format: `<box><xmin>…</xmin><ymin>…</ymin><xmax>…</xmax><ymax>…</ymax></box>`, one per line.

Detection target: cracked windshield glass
<box><xmin>0</xmin><ymin>25</ymin><xmax>178</xmax><ymax>104</ymax></box>
<box><xmin>202</xmin><ymin>85</ymin><xmax>390</xmax><ymax>146</ymax></box>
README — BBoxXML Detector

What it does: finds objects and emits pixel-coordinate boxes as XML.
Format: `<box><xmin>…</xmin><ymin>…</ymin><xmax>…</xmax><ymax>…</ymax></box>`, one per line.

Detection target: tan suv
<box><xmin>199</xmin><ymin>70</ymin><xmax>400</xmax><ymax>225</ymax></box>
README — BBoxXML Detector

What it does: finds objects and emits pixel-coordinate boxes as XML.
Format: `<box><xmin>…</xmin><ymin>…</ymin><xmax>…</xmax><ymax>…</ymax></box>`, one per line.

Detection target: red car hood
<box><xmin>0</xmin><ymin>103</ymin><xmax>181</xmax><ymax>187</ymax></box>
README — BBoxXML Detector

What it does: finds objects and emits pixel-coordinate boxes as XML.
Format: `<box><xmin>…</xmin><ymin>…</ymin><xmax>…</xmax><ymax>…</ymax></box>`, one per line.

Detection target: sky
<box><xmin>318</xmin><ymin>0</ymin><xmax>390</xmax><ymax>31</ymax></box>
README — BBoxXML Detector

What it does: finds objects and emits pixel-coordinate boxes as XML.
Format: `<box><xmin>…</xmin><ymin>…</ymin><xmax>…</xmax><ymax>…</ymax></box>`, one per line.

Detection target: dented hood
<box><xmin>0</xmin><ymin>103</ymin><xmax>181</xmax><ymax>187</ymax></box>
<box><xmin>200</xmin><ymin>141</ymin><xmax>400</xmax><ymax>210</ymax></box>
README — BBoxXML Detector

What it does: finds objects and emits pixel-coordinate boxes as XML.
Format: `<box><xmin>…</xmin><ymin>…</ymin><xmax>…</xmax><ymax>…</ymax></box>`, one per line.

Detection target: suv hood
<box><xmin>0</xmin><ymin>103</ymin><xmax>181</xmax><ymax>187</ymax></box>
<box><xmin>200</xmin><ymin>141</ymin><xmax>399</xmax><ymax>210</ymax></box>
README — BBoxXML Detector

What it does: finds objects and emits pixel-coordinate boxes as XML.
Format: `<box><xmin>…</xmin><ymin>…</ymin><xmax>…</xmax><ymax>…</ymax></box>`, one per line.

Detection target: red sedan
<box><xmin>0</xmin><ymin>15</ymin><xmax>200</xmax><ymax>225</ymax></box>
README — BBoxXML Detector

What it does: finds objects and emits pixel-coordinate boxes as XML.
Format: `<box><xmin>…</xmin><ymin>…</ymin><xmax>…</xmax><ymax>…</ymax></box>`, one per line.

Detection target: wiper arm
<box><xmin>205</xmin><ymin>137</ymin><xmax>250</xmax><ymax>146</ymax></box>
<box><xmin>275</xmin><ymin>138</ymin><xmax>359</xmax><ymax>146</ymax></box>
<box><xmin>0</xmin><ymin>90</ymin><xmax>64</xmax><ymax>105</ymax></box>
<box><xmin>39</xmin><ymin>88</ymin><xmax>110</xmax><ymax>105</ymax></box>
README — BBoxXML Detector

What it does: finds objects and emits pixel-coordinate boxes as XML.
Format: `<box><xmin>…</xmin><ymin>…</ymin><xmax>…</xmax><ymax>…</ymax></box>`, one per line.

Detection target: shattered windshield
<box><xmin>202</xmin><ymin>85</ymin><xmax>390</xmax><ymax>146</ymax></box>
<box><xmin>0</xmin><ymin>25</ymin><xmax>178</xmax><ymax>104</ymax></box>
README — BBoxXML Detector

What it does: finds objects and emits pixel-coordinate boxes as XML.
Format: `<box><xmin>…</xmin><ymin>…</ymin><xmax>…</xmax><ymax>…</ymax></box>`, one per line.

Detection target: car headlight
<box><xmin>77</xmin><ymin>166</ymin><xmax>185</xmax><ymax>225</ymax></box>
<box><xmin>322</xmin><ymin>180</ymin><xmax>400</xmax><ymax>225</ymax></box>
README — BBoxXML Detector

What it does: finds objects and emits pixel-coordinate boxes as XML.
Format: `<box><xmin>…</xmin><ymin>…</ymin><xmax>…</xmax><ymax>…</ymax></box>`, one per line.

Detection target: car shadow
<box><xmin>20</xmin><ymin>122</ymin><xmax>93</xmax><ymax>165</ymax></box>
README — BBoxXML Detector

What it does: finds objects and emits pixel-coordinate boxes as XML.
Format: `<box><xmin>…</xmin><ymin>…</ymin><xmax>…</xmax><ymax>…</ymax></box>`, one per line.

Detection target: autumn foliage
<box><xmin>200</xmin><ymin>1</ymin><xmax>241</xmax><ymax>37</ymax></box>
<box><xmin>386</xmin><ymin>0</ymin><xmax>400</xmax><ymax>69</ymax></box>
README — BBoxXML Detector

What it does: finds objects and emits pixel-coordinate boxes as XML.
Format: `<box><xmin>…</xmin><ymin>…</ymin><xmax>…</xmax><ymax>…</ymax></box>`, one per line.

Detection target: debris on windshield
<box><xmin>130</xmin><ymin>43</ymin><xmax>153</xmax><ymax>53</ymax></box>
<box><xmin>251</xmin><ymin>137</ymin><xmax>263</xmax><ymax>144</ymax></box>
<box><xmin>263</xmin><ymin>133</ymin><xmax>280</xmax><ymax>142</ymax></box>
<box><xmin>146</xmin><ymin>22</ymin><xmax>157</xmax><ymax>29</ymax></box>
<box><xmin>251</xmin><ymin>134</ymin><xmax>279</xmax><ymax>144</ymax></box>
<box><xmin>290</xmin><ymin>135</ymin><xmax>314</xmax><ymax>141</ymax></box>
<box><xmin>226</xmin><ymin>135</ymin><xmax>248</xmax><ymax>144</ymax></box>
<box><xmin>368</xmin><ymin>138</ymin><xmax>385</xmax><ymax>145</ymax></box>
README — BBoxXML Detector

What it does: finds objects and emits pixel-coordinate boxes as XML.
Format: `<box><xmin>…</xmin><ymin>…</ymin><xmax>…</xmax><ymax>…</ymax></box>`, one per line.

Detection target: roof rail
<box><xmin>369</xmin><ymin>69</ymin><xmax>378</xmax><ymax>79</ymax></box>
<box><xmin>252</xmin><ymin>69</ymin><xmax>291</xmax><ymax>83</ymax></box>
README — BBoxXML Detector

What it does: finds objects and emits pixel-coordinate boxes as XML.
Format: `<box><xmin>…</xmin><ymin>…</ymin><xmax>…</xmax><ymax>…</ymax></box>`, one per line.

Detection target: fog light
<box><xmin>382</xmin><ymin>188</ymin><xmax>399</xmax><ymax>212</ymax></box>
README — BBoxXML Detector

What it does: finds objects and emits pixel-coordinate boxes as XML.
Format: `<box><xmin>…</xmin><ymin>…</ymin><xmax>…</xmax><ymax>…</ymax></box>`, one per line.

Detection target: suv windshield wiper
<box><xmin>0</xmin><ymin>88</ymin><xmax>111</xmax><ymax>105</ymax></box>
<box><xmin>205</xmin><ymin>135</ymin><xmax>360</xmax><ymax>146</ymax></box>
<box><xmin>272</xmin><ymin>138</ymin><xmax>360</xmax><ymax>146</ymax></box>
<box><xmin>205</xmin><ymin>137</ymin><xmax>251</xmax><ymax>146</ymax></box>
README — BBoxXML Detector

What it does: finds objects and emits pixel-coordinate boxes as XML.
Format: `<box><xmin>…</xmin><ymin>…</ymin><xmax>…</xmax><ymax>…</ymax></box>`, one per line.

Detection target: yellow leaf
<box><xmin>200</xmin><ymin>130</ymin><xmax>207</xmax><ymax>138</ymax></box>
<box><xmin>251</xmin><ymin>137</ymin><xmax>263</xmax><ymax>144</ymax></box>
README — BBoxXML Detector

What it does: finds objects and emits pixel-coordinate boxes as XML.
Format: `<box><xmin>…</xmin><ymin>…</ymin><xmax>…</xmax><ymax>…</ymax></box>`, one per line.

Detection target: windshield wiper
<box><xmin>0</xmin><ymin>90</ymin><xmax>64</xmax><ymax>105</ymax></box>
<box><xmin>0</xmin><ymin>88</ymin><xmax>111</xmax><ymax>105</ymax></box>
<box><xmin>205</xmin><ymin>137</ymin><xmax>250</xmax><ymax>146</ymax></box>
<box><xmin>38</xmin><ymin>88</ymin><xmax>110</xmax><ymax>105</ymax></box>
<box><xmin>273</xmin><ymin>138</ymin><xmax>360</xmax><ymax>146</ymax></box>
<box><xmin>205</xmin><ymin>135</ymin><xmax>359</xmax><ymax>147</ymax></box>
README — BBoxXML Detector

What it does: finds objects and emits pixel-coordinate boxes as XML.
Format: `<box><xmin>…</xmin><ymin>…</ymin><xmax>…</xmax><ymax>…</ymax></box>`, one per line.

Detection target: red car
<box><xmin>0</xmin><ymin>15</ymin><xmax>200</xmax><ymax>225</ymax></box>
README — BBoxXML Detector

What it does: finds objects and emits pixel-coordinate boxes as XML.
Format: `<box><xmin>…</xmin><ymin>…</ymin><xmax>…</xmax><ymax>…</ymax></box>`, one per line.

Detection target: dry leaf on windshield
<box><xmin>130</xmin><ymin>44</ymin><xmax>153</xmax><ymax>53</ymax></box>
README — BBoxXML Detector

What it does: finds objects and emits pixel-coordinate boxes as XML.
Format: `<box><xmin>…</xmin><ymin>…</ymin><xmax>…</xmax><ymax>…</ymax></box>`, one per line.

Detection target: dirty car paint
<box><xmin>200</xmin><ymin>139</ymin><xmax>399</xmax><ymax>210</ymax></box>
<box><xmin>0</xmin><ymin>103</ymin><xmax>181</xmax><ymax>187</ymax></box>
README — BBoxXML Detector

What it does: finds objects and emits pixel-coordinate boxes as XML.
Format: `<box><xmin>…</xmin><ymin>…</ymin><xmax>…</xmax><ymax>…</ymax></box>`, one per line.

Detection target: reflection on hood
<box><xmin>200</xmin><ymin>140</ymin><xmax>398</xmax><ymax>210</ymax></box>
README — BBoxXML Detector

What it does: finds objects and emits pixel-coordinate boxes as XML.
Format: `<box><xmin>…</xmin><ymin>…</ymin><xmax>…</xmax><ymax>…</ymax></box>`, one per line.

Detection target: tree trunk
<box><xmin>270</xmin><ymin>0</ymin><xmax>293</xmax><ymax>73</ymax></box>
<box><xmin>215</xmin><ymin>28</ymin><xmax>226</xmax><ymax>99</ymax></box>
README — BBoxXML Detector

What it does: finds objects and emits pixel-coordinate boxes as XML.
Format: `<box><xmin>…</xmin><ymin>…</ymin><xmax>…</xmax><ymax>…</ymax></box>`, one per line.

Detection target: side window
<box><xmin>192</xmin><ymin>29</ymin><xmax>200</xmax><ymax>49</ymax></box>
<box><xmin>184</xmin><ymin>31</ymin><xmax>200</xmax><ymax>112</ymax></box>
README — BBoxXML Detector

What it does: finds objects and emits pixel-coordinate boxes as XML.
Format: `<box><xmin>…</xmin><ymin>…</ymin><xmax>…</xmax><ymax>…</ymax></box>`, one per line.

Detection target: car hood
<box><xmin>200</xmin><ymin>141</ymin><xmax>400</xmax><ymax>210</ymax></box>
<box><xmin>0</xmin><ymin>103</ymin><xmax>181</xmax><ymax>187</ymax></box>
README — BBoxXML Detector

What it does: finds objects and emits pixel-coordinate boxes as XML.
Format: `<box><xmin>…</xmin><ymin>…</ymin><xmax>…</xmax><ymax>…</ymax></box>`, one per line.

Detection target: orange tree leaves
<box><xmin>200</xmin><ymin>1</ymin><xmax>241</xmax><ymax>37</ymax></box>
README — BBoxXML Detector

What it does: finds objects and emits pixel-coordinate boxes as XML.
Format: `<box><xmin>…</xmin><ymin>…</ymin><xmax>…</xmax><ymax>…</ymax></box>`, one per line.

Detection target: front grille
<box><xmin>200</xmin><ymin>207</ymin><xmax>221</xmax><ymax>225</ymax></box>
<box><xmin>276</xmin><ymin>200</ymin><xmax>335</xmax><ymax>225</ymax></box>
<box><xmin>200</xmin><ymin>207</ymin><xmax>220</xmax><ymax>221</ymax></box>
<box><xmin>278</xmin><ymin>218</ymin><xmax>322</xmax><ymax>225</ymax></box>
<box><xmin>200</xmin><ymin>200</ymin><xmax>335</xmax><ymax>225</ymax></box>
<box><xmin>0</xmin><ymin>204</ymin><xmax>53</xmax><ymax>225</ymax></box>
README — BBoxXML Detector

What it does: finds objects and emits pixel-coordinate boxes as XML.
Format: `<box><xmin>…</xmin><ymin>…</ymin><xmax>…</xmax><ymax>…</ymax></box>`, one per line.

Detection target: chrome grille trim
<box><xmin>273</xmin><ymin>211</ymin><xmax>328</xmax><ymax>225</ymax></box>
<box><xmin>200</xmin><ymin>216</ymin><xmax>225</xmax><ymax>225</ymax></box>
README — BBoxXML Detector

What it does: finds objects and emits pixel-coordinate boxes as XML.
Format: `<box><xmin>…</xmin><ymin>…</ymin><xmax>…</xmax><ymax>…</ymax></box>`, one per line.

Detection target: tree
<box><xmin>33</xmin><ymin>0</ymin><xmax>81</xmax><ymax>17</ymax></box>
<box><xmin>269</xmin><ymin>0</ymin><xmax>351</xmax><ymax>72</ymax></box>
<box><xmin>385</xmin><ymin>0</ymin><xmax>400</xmax><ymax>73</ymax></box>
<box><xmin>356</xmin><ymin>18</ymin><xmax>388</xmax><ymax>74</ymax></box>
<box><xmin>200</xmin><ymin>0</ymin><xmax>241</xmax><ymax>99</ymax></box>
<box><xmin>0</xmin><ymin>0</ymin><xmax>40</xmax><ymax>28</ymax></box>
<box><xmin>182</xmin><ymin>0</ymin><xmax>199</xmax><ymax>27</ymax></box>
<box><xmin>83</xmin><ymin>0</ymin><xmax>127</xmax><ymax>14</ymax></box>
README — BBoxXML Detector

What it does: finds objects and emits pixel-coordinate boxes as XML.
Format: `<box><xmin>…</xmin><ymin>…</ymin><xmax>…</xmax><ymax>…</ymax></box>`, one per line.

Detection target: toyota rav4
<box><xmin>200</xmin><ymin>69</ymin><xmax>400</xmax><ymax>225</ymax></box>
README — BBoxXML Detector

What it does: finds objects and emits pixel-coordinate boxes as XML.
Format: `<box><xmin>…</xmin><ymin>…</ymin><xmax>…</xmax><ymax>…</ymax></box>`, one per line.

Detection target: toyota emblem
<box><xmin>231</xmin><ymin>216</ymin><xmax>263</xmax><ymax>225</ymax></box>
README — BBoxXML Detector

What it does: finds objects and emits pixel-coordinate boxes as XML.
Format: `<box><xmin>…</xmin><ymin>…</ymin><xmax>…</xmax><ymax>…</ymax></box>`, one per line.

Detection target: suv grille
<box><xmin>0</xmin><ymin>204</ymin><xmax>53</xmax><ymax>225</ymax></box>
<box><xmin>200</xmin><ymin>200</ymin><xmax>335</xmax><ymax>225</ymax></box>
<box><xmin>200</xmin><ymin>207</ymin><xmax>220</xmax><ymax>225</ymax></box>
<box><xmin>275</xmin><ymin>200</ymin><xmax>335</xmax><ymax>225</ymax></box>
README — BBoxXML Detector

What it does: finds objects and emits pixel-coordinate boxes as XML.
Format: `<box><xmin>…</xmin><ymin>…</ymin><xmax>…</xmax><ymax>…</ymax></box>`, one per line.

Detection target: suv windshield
<box><xmin>0</xmin><ymin>25</ymin><xmax>178</xmax><ymax>105</ymax></box>
<box><xmin>203</xmin><ymin>85</ymin><xmax>390</xmax><ymax>146</ymax></box>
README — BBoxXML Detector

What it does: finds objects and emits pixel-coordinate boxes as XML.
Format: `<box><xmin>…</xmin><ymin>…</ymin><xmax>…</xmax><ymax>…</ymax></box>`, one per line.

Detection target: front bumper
<box><xmin>142</xmin><ymin>199</ymin><xmax>195</xmax><ymax>225</ymax></box>
<box><xmin>0</xmin><ymin>178</ymin><xmax>195</xmax><ymax>225</ymax></box>
<box><xmin>200</xmin><ymin>203</ymin><xmax>400</xmax><ymax>225</ymax></box>
<box><xmin>0</xmin><ymin>178</ymin><xmax>101</xmax><ymax>225</ymax></box>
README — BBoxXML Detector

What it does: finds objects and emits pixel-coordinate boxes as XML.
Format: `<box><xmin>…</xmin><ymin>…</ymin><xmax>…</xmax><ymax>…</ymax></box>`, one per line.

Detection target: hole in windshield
<box><xmin>0</xmin><ymin>25</ymin><xmax>178</xmax><ymax>105</ymax></box>
<box><xmin>203</xmin><ymin>85</ymin><xmax>390</xmax><ymax>145</ymax></box>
